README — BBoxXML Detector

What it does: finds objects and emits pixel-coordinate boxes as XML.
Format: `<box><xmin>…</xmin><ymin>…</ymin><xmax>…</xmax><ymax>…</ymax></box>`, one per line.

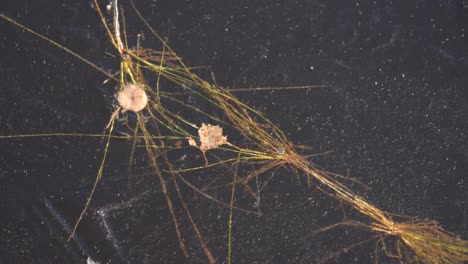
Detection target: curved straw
<box><xmin>1</xmin><ymin>2</ymin><xmax>466</xmax><ymax>263</ymax></box>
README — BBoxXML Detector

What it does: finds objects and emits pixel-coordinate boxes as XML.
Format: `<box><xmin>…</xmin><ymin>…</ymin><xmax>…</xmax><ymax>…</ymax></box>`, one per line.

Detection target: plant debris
<box><xmin>116</xmin><ymin>83</ymin><xmax>148</xmax><ymax>112</ymax></box>
<box><xmin>188</xmin><ymin>123</ymin><xmax>229</xmax><ymax>165</ymax></box>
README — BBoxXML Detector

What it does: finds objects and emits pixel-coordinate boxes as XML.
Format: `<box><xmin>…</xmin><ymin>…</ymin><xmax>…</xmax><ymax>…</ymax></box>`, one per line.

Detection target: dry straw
<box><xmin>0</xmin><ymin>1</ymin><xmax>467</xmax><ymax>263</ymax></box>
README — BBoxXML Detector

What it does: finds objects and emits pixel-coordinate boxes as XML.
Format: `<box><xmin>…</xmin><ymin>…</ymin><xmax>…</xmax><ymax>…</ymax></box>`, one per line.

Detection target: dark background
<box><xmin>0</xmin><ymin>0</ymin><xmax>467</xmax><ymax>263</ymax></box>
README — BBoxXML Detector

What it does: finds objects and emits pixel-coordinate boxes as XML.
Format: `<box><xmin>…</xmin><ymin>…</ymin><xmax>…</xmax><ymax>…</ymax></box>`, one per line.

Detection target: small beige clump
<box><xmin>188</xmin><ymin>123</ymin><xmax>229</xmax><ymax>165</ymax></box>
<box><xmin>116</xmin><ymin>83</ymin><xmax>148</xmax><ymax>112</ymax></box>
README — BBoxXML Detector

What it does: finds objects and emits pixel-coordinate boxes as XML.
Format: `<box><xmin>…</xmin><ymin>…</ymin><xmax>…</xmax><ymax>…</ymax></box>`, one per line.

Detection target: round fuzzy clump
<box><xmin>116</xmin><ymin>83</ymin><xmax>148</xmax><ymax>112</ymax></box>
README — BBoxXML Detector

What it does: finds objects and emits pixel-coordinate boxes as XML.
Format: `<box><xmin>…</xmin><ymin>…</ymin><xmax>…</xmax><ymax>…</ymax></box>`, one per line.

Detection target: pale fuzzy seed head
<box><xmin>197</xmin><ymin>123</ymin><xmax>228</xmax><ymax>152</ymax></box>
<box><xmin>116</xmin><ymin>83</ymin><xmax>148</xmax><ymax>112</ymax></box>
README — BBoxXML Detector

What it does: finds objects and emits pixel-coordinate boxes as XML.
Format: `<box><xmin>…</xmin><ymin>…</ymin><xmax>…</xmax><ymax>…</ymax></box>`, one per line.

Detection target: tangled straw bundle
<box><xmin>1</xmin><ymin>0</ymin><xmax>467</xmax><ymax>263</ymax></box>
